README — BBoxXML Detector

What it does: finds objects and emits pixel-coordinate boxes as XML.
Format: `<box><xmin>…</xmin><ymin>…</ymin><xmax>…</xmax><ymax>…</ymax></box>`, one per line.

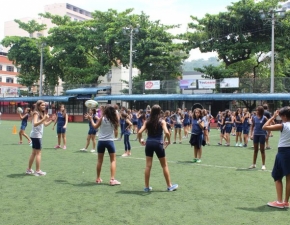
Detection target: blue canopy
<box><xmin>0</xmin><ymin>96</ymin><xmax>75</xmax><ymax>102</ymax></box>
<box><xmin>94</xmin><ymin>93</ymin><xmax>290</xmax><ymax>101</ymax></box>
<box><xmin>66</xmin><ymin>86</ymin><xmax>111</xmax><ymax>95</ymax></box>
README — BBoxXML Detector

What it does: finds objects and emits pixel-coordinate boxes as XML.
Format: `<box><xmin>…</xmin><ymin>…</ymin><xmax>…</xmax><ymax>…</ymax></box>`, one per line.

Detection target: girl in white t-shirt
<box><xmin>26</xmin><ymin>100</ymin><xmax>55</xmax><ymax>176</ymax></box>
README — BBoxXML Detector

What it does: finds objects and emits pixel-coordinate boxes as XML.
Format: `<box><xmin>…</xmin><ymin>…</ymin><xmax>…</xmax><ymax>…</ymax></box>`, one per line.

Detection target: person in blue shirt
<box><xmin>131</xmin><ymin>109</ymin><xmax>138</xmax><ymax>134</ymax></box>
<box><xmin>234</xmin><ymin>108</ymin><xmax>243</xmax><ymax>147</ymax></box>
<box><xmin>223</xmin><ymin>110</ymin><xmax>234</xmax><ymax>146</ymax></box>
<box><xmin>242</xmin><ymin>110</ymin><xmax>251</xmax><ymax>147</ymax></box>
<box><xmin>80</xmin><ymin>108</ymin><xmax>99</xmax><ymax>152</ymax></box>
<box><xmin>189</xmin><ymin>108</ymin><xmax>205</xmax><ymax>163</ymax></box>
<box><xmin>137</xmin><ymin>104</ymin><xmax>178</xmax><ymax>192</ymax></box>
<box><xmin>249</xmin><ymin>106</ymin><xmax>268</xmax><ymax>170</ymax></box>
<box><xmin>121</xmin><ymin>112</ymin><xmax>133</xmax><ymax>157</ymax></box>
<box><xmin>18</xmin><ymin>107</ymin><xmax>32</xmax><ymax>145</ymax></box>
<box><xmin>53</xmin><ymin>104</ymin><xmax>68</xmax><ymax>149</ymax></box>
<box><xmin>182</xmin><ymin>108</ymin><xmax>190</xmax><ymax>138</ymax></box>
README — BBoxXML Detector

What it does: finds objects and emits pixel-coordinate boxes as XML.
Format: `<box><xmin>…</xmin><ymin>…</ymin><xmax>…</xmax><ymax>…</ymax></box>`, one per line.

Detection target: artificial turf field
<box><xmin>0</xmin><ymin>120</ymin><xmax>289</xmax><ymax>225</ymax></box>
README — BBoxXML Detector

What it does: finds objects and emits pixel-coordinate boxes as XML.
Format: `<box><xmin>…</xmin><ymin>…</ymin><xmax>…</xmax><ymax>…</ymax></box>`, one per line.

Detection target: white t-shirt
<box><xmin>278</xmin><ymin>122</ymin><xmax>290</xmax><ymax>147</ymax></box>
<box><xmin>30</xmin><ymin>112</ymin><xmax>44</xmax><ymax>138</ymax></box>
<box><xmin>98</xmin><ymin>117</ymin><xmax>115</xmax><ymax>141</ymax></box>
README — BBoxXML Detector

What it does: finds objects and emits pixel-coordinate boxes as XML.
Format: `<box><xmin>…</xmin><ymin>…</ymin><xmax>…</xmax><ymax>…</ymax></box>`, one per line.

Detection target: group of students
<box><xmin>18</xmin><ymin>101</ymin><xmax>290</xmax><ymax>207</ymax></box>
<box><xmin>21</xmin><ymin>100</ymin><xmax>178</xmax><ymax>191</ymax></box>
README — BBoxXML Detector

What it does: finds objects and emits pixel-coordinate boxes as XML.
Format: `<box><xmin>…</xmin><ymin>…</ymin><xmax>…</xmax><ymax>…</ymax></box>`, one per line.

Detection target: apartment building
<box><xmin>0</xmin><ymin>52</ymin><xmax>26</xmax><ymax>97</ymax></box>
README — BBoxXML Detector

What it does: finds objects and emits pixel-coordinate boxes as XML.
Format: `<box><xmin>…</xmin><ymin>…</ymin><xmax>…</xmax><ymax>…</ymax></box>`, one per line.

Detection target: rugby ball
<box><xmin>85</xmin><ymin>100</ymin><xmax>98</xmax><ymax>109</ymax></box>
<box><xmin>17</xmin><ymin>107</ymin><xmax>23</xmax><ymax>114</ymax></box>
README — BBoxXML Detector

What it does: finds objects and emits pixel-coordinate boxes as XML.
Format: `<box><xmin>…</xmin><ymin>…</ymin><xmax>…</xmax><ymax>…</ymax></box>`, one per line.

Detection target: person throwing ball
<box><xmin>137</xmin><ymin>104</ymin><xmax>178</xmax><ymax>192</ymax></box>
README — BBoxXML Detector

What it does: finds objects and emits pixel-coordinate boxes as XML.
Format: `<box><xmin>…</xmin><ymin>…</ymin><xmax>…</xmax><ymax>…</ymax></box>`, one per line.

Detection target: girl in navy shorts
<box><xmin>223</xmin><ymin>110</ymin><xmax>233</xmax><ymax>146</ymax></box>
<box><xmin>89</xmin><ymin>105</ymin><xmax>120</xmax><ymax>186</ymax></box>
<box><xmin>138</xmin><ymin>105</ymin><xmax>178</xmax><ymax>192</ymax></box>
<box><xmin>26</xmin><ymin>100</ymin><xmax>55</xmax><ymax>176</ymax></box>
<box><xmin>121</xmin><ymin>112</ymin><xmax>133</xmax><ymax>157</ymax></box>
<box><xmin>52</xmin><ymin>104</ymin><xmax>68</xmax><ymax>149</ymax></box>
<box><xmin>242</xmin><ymin>111</ymin><xmax>251</xmax><ymax>147</ymax></box>
<box><xmin>249</xmin><ymin>106</ymin><xmax>267</xmax><ymax>170</ymax></box>
<box><xmin>18</xmin><ymin>107</ymin><xmax>32</xmax><ymax>145</ymax></box>
<box><xmin>80</xmin><ymin>108</ymin><xmax>99</xmax><ymax>152</ymax></box>
<box><xmin>263</xmin><ymin>107</ymin><xmax>290</xmax><ymax>209</ymax></box>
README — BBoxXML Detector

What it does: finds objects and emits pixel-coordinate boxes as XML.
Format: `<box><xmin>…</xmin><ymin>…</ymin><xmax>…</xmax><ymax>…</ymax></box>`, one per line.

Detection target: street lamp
<box><xmin>260</xmin><ymin>8</ymin><xmax>286</xmax><ymax>93</ymax></box>
<box><xmin>123</xmin><ymin>26</ymin><xmax>139</xmax><ymax>95</ymax></box>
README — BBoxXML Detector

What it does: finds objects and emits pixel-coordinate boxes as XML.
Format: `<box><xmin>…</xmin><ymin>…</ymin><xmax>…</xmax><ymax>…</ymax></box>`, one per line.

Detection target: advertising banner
<box><xmin>144</xmin><ymin>80</ymin><xmax>160</xmax><ymax>90</ymax></box>
<box><xmin>220</xmin><ymin>78</ymin><xmax>239</xmax><ymax>88</ymax></box>
<box><xmin>179</xmin><ymin>79</ymin><xmax>197</xmax><ymax>89</ymax></box>
<box><xmin>198</xmin><ymin>80</ymin><xmax>216</xmax><ymax>89</ymax></box>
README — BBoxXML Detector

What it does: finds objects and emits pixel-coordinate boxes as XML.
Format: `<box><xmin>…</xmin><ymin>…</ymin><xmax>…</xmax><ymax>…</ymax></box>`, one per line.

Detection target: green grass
<box><xmin>0</xmin><ymin>120</ymin><xmax>289</xmax><ymax>225</ymax></box>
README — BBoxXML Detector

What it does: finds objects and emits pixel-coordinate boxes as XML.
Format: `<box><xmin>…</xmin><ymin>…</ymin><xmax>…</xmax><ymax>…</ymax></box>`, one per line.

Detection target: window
<box><xmin>0</xmin><ymin>65</ymin><xmax>2</xmax><ymax>70</ymax></box>
<box><xmin>6</xmin><ymin>77</ymin><xmax>14</xmax><ymax>83</ymax></box>
<box><xmin>6</xmin><ymin>66</ymin><xmax>14</xmax><ymax>72</ymax></box>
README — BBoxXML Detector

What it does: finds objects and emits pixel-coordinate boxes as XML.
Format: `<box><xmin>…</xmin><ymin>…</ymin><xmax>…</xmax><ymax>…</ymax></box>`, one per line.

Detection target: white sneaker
<box><xmin>235</xmin><ymin>143</ymin><xmax>239</xmax><ymax>147</ymax></box>
<box><xmin>34</xmin><ymin>170</ymin><xmax>46</xmax><ymax>176</ymax></box>
<box><xmin>80</xmin><ymin>148</ymin><xmax>87</xmax><ymax>151</ymax></box>
<box><xmin>248</xmin><ymin>164</ymin><xmax>256</xmax><ymax>169</ymax></box>
<box><xmin>26</xmin><ymin>169</ymin><xmax>34</xmax><ymax>175</ymax></box>
<box><xmin>261</xmin><ymin>165</ymin><xmax>266</xmax><ymax>170</ymax></box>
<box><xmin>239</xmin><ymin>143</ymin><xmax>243</xmax><ymax>147</ymax></box>
<box><xmin>90</xmin><ymin>149</ymin><xmax>96</xmax><ymax>153</ymax></box>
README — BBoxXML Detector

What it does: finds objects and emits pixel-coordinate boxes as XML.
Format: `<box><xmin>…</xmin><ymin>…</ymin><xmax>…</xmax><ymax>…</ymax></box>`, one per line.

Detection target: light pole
<box><xmin>123</xmin><ymin>26</ymin><xmax>139</xmax><ymax>95</ymax></box>
<box><xmin>39</xmin><ymin>42</ymin><xmax>45</xmax><ymax>97</ymax></box>
<box><xmin>260</xmin><ymin>8</ymin><xmax>286</xmax><ymax>93</ymax></box>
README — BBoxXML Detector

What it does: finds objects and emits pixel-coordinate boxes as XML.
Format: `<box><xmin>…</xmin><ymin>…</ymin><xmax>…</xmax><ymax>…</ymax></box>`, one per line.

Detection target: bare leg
<box><xmin>85</xmin><ymin>135</ymin><xmax>90</xmax><ymax>149</ymax></box>
<box><xmin>22</xmin><ymin>132</ymin><xmax>31</xmax><ymax>142</ymax></box>
<box><xmin>91</xmin><ymin>135</ymin><xmax>96</xmax><ymax>149</ymax></box>
<box><xmin>35</xmin><ymin>150</ymin><xmax>42</xmax><ymax>171</ymax></box>
<box><xmin>260</xmin><ymin>144</ymin><xmax>266</xmax><ymax>165</ymax></box>
<box><xmin>253</xmin><ymin>143</ymin><xmax>259</xmax><ymax>165</ymax></box>
<box><xmin>62</xmin><ymin>133</ymin><xmax>66</xmax><ymax>146</ymax></box>
<box><xmin>109</xmin><ymin>153</ymin><xmax>116</xmax><ymax>180</ymax></box>
<box><xmin>28</xmin><ymin>149</ymin><xmax>36</xmax><ymax>169</ymax></box>
<box><xmin>284</xmin><ymin>174</ymin><xmax>290</xmax><ymax>203</ymax></box>
<box><xmin>19</xmin><ymin>130</ymin><xmax>23</xmax><ymax>142</ymax></box>
<box><xmin>158</xmin><ymin>157</ymin><xmax>172</xmax><ymax>187</ymax></box>
<box><xmin>96</xmin><ymin>153</ymin><xmax>104</xmax><ymax>179</ymax></box>
<box><xmin>197</xmin><ymin>148</ymin><xmax>202</xmax><ymax>159</ymax></box>
<box><xmin>145</xmin><ymin>157</ymin><xmax>153</xmax><ymax>187</ymax></box>
<box><xmin>57</xmin><ymin>134</ymin><xmax>61</xmax><ymax>145</ymax></box>
<box><xmin>275</xmin><ymin>179</ymin><xmax>283</xmax><ymax>203</ymax></box>
<box><xmin>194</xmin><ymin>146</ymin><xmax>198</xmax><ymax>158</ymax></box>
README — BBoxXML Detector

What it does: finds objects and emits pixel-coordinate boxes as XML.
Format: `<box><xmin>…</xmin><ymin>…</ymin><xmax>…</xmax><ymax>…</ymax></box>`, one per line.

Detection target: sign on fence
<box><xmin>179</xmin><ymin>79</ymin><xmax>197</xmax><ymax>89</ymax></box>
<box><xmin>198</xmin><ymin>80</ymin><xmax>216</xmax><ymax>89</ymax></box>
<box><xmin>144</xmin><ymin>80</ymin><xmax>160</xmax><ymax>90</ymax></box>
<box><xmin>220</xmin><ymin>78</ymin><xmax>239</xmax><ymax>88</ymax></box>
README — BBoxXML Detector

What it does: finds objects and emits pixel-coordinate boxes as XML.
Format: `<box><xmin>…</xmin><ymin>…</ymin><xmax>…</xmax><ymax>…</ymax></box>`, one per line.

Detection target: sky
<box><xmin>0</xmin><ymin>0</ymin><xmax>240</xmax><ymax>60</ymax></box>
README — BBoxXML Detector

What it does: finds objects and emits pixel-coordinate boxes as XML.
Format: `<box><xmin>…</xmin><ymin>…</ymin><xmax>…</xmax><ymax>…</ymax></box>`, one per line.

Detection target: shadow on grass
<box><xmin>54</xmin><ymin>179</ymin><xmax>109</xmax><ymax>186</ymax></box>
<box><xmin>7</xmin><ymin>173</ymin><xmax>27</xmax><ymax>178</ymax></box>
<box><xmin>237</xmin><ymin>205</ymin><xmax>288</xmax><ymax>212</ymax></box>
<box><xmin>116</xmin><ymin>190</ymin><xmax>166</xmax><ymax>196</ymax></box>
<box><xmin>176</xmin><ymin>161</ymin><xmax>193</xmax><ymax>164</ymax></box>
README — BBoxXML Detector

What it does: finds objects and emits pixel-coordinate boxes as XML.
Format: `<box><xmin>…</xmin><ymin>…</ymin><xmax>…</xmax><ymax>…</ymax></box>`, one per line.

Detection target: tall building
<box><xmin>4</xmin><ymin>3</ymin><xmax>92</xmax><ymax>38</ymax></box>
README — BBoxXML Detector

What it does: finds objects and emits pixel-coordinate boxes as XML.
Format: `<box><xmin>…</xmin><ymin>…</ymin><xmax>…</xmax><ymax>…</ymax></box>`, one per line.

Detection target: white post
<box><xmin>270</xmin><ymin>12</ymin><xmax>275</xmax><ymax>93</ymax></box>
<box><xmin>129</xmin><ymin>29</ymin><xmax>133</xmax><ymax>95</ymax></box>
<box><xmin>39</xmin><ymin>43</ymin><xmax>44</xmax><ymax>97</ymax></box>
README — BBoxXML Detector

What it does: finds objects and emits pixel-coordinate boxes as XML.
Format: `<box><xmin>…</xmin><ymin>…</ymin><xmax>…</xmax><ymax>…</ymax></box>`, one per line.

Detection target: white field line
<box><xmin>120</xmin><ymin>156</ymin><xmax>272</xmax><ymax>173</ymax></box>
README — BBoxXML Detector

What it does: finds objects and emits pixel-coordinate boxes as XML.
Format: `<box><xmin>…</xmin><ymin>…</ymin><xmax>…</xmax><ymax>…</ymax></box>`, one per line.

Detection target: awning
<box><xmin>94</xmin><ymin>93</ymin><xmax>290</xmax><ymax>101</ymax></box>
<box><xmin>0</xmin><ymin>96</ymin><xmax>75</xmax><ymax>102</ymax></box>
<box><xmin>65</xmin><ymin>86</ymin><xmax>111</xmax><ymax>95</ymax></box>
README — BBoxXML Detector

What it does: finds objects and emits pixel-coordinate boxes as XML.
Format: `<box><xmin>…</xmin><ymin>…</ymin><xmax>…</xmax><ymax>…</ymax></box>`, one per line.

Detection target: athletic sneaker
<box><xmin>235</xmin><ymin>143</ymin><xmax>239</xmax><ymax>147</ymax></box>
<box><xmin>167</xmin><ymin>184</ymin><xmax>178</xmax><ymax>191</ymax></box>
<box><xmin>284</xmin><ymin>202</ymin><xmax>289</xmax><ymax>208</ymax></box>
<box><xmin>239</xmin><ymin>143</ymin><xmax>243</xmax><ymax>147</ymax></box>
<box><xmin>196</xmin><ymin>159</ymin><xmax>202</xmax><ymax>163</ymax></box>
<box><xmin>266</xmin><ymin>147</ymin><xmax>271</xmax><ymax>150</ymax></box>
<box><xmin>261</xmin><ymin>165</ymin><xmax>266</xmax><ymax>170</ymax></box>
<box><xmin>63</xmin><ymin>146</ymin><xmax>67</xmax><ymax>150</ymax></box>
<box><xmin>96</xmin><ymin>178</ymin><xmax>103</xmax><ymax>184</ymax></box>
<box><xmin>26</xmin><ymin>169</ymin><xmax>34</xmax><ymax>175</ymax></box>
<box><xmin>110</xmin><ymin>179</ymin><xmax>121</xmax><ymax>186</ymax></box>
<box><xmin>90</xmin><ymin>149</ymin><xmax>96</xmax><ymax>153</ymax></box>
<box><xmin>80</xmin><ymin>148</ymin><xmax>87</xmax><ymax>151</ymax></box>
<box><xmin>19</xmin><ymin>141</ymin><xmax>22</xmax><ymax>144</ymax></box>
<box><xmin>34</xmin><ymin>170</ymin><xmax>46</xmax><ymax>176</ymax></box>
<box><xmin>144</xmin><ymin>187</ymin><xmax>153</xmax><ymax>192</ymax></box>
<box><xmin>192</xmin><ymin>158</ymin><xmax>197</xmax><ymax>163</ymax></box>
<box><xmin>218</xmin><ymin>143</ymin><xmax>222</xmax><ymax>146</ymax></box>
<box><xmin>54</xmin><ymin>145</ymin><xmax>61</xmax><ymax>149</ymax></box>
<box><xmin>243</xmin><ymin>144</ymin><xmax>247</xmax><ymax>147</ymax></box>
<box><xmin>122</xmin><ymin>153</ymin><xmax>128</xmax><ymax>157</ymax></box>
<box><xmin>267</xmin><ymin>201</ymin><xmax>285</xmax><ymax>209</ymax></box>
<box><xmin>248</xmin><ymin>164</ymin><xmax>256</xmax><ymax>169</ymax></box>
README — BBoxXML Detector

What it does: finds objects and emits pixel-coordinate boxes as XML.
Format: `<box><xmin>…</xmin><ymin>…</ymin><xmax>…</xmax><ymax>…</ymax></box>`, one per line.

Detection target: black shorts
<box><xmin>145</xmin><ymin>140</ymin><xmax>165</xmax><ymax>158</ymax></box>
<box><xmin>272</xmin><ymin>147</ymin><xmax>290</xmax><ymax>181</ymax></box>
<box><xmin>31</xmin><ymin>138</ymin><xmax>42</xmax><ymax>150</ymax></box>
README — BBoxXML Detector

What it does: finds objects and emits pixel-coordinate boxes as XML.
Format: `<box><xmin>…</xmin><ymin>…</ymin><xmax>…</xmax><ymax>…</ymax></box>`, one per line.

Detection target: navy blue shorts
<box><xmin>145</xmin><ymin>140</ymin><xmax>165</xmax><ymax>158</ymax></box>
<box><xmin>31</xmin><ymin>138</ymin><xmax>42</xmax><ymax>150</ymax></box>
<box><xmin>133</xmin><ymin>121</ymin><xmax>137</xmax><ymax>125</ymax></box>
<box><xmin>57</xmin><ymin>126</ymin><xmax>66</xmax><ymax>134</ymax></box>
<box><xmin>243</xmin><ymin>129</ymin><xmax>249</xmax><ymax>135</ymax></box>
<box><xmin>20</xmin><ymin>125</ymin><xmax>27</xmax><ymax>130</ymax></box>
<box><xmin>174</xmin><ymin>124</ymin><xmax>182</xmax><ymax>129</ymax></box>
<box><xmin>220</xmin><ymin>128</ymin><xmax>225</xmax><ymax>134</ymax></box>
<box><xmin>189</xmin><ymin>134</ymin><xmax>203</xmax><ymax>148</ymax></box>
<box><xmin>183</xmin><ymin>123</ymin><xmax>190</xmax><ymax>127</ymax></box>
<box><xmin>253</xmin><ymin>135</ymin><xmax>266</xmax><ymax>144</ymax></box>
<box><xmin>236</xmin><ymin>127</ymin><xmax>243</xmax><ymax>132</ymax></box>
<box><xmin>97</xmin><ymin>141</ymin><xmax>115</xmax><ymax>154</ymax></box>
<box><xmin>272</xmin><ymin>147</ymin><xmax>290</xmax><ymax>181</ymax></box>
<box><xmin>88</xmin><ymin>129</ymin><xmax>97</xmax><ymax>135</ymax></box>
<box><xmin>225</xmin><ymin>126</ymin><xmax>232</xmax><ymax>133</ymax></box>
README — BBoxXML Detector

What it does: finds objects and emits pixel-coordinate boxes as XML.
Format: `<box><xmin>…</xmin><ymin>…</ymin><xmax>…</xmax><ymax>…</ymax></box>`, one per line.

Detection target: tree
<box><xmin>183</xmin><ymin>0</ymin><xmax>288</xmax><ymax>67</ymax></box>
